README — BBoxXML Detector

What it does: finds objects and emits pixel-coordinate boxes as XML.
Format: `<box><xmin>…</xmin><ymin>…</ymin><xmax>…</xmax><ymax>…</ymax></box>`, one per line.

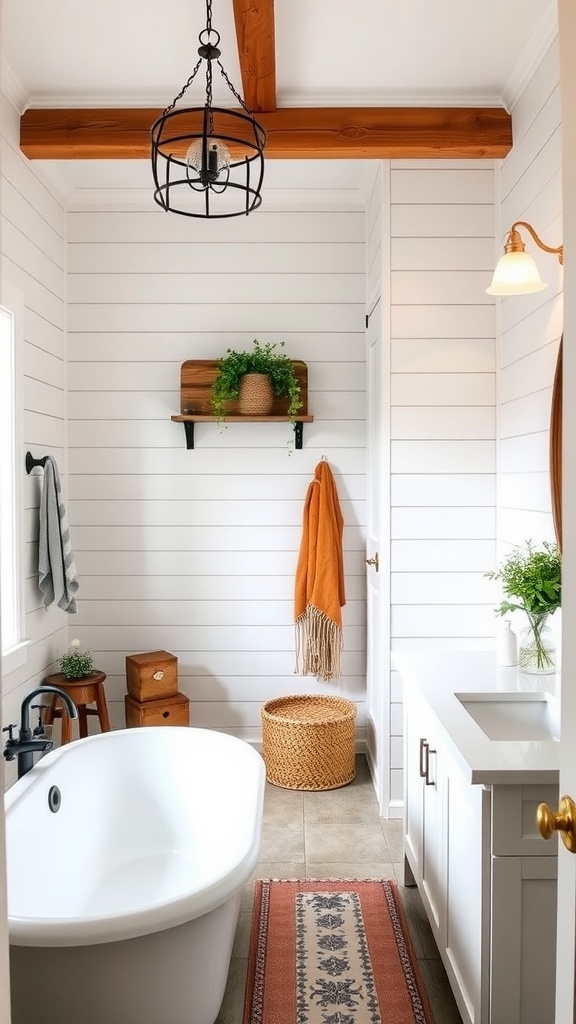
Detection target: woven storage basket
<box><xmin>261</xmin><ymin>694</ymin><xmax>357</xmax><ymax>790</ymax></box>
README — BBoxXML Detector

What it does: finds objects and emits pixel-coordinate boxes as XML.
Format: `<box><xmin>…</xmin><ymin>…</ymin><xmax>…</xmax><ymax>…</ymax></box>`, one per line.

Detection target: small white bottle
<box><xmin>499</xmin><ymin>619</ymin><xmax>518</xmax><ymax>667</ymax></box>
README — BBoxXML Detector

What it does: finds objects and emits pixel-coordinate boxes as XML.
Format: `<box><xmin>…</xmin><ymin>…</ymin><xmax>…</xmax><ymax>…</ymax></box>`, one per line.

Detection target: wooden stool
<box><xmin>42</xmin><ymin>671</ymin><xmax>111</xmax><ymax>744</ymax></box>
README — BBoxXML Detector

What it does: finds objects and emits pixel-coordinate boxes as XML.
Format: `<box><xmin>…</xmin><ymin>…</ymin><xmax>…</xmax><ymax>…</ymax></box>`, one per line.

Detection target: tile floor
<box><xmin>215</xmin><ymin>754</ymin><xmax>463</xmax><ymax>1023</ymax></box>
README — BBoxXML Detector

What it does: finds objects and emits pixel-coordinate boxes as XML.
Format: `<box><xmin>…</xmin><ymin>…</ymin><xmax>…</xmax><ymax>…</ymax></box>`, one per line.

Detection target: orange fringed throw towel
<box><xmin>294</xmin><ymin>460</ymin><xmax>345</xmax><ymax>680</ymax></box>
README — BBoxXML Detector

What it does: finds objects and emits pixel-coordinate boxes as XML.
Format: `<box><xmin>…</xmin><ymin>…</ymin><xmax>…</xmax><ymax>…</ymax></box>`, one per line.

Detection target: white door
<box><xmin>365</xmin><ymin>298</ymin><xmax>388</xmax><ymax>812</ymax></box>
<box><xmin>364</xmin><ymin>276</ymin><xmax>391</xmax><ymax>819</ymax></box>
<box><xmin>554</xmin><ymin>3</ymin><xmax>576</xmax><ymax>1019</ymax></box>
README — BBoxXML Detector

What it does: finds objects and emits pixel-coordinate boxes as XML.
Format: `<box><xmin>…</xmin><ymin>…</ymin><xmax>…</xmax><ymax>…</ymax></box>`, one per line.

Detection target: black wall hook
<box><xmin>25</xmin><ymin>452</ymin><xmax>49</xmax><ymax>474</ymax></box>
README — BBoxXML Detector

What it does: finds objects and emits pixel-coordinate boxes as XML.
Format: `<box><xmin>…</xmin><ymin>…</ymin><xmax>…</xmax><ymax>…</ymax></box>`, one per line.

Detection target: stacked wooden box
<box><xmin>124</xmin><ymin>650</ymin><xmax>190</xmax><ymax>727</ymax></box>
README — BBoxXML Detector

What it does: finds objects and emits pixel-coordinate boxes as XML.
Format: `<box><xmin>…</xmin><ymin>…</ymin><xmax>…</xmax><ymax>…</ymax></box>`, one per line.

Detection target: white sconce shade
<box><xmin>486</xmin><ymin>221</ymin><xmax>563</xmax><ymax>296</ymax></box>
<box><xmin>486</xmin><ymin>250</ymin><xmax>548</xmax><ymax>295</ymax></box>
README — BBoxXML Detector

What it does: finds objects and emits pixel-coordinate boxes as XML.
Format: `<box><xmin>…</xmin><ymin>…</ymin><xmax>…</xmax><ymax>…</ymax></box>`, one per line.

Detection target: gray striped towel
<box><xmin>38</xmin><ymin>456</ymin><xmax>79</xmax><ymax>613</ymax></box>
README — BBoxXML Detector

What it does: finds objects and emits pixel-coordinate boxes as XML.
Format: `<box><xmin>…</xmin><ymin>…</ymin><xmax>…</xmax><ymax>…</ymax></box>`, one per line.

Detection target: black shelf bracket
<box><xmin>178</xmin><ymin>419</ymin><xmax>307</xmax><ymax>449</ymax></box>
<box><xmin>183</xmin><ymin>421</ymin><xmax>195</xmax><ymax>450</ymax></box>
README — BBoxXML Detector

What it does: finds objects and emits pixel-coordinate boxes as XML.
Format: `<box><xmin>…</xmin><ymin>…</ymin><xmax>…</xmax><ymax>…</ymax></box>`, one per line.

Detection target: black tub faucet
<box><xmin>3</xmin><ymin>685</ymin><xmax>79</xmax><ymax>779</ymax></box>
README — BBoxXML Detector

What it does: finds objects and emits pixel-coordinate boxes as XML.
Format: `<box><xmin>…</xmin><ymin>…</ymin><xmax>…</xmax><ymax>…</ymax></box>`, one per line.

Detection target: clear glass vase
<box><xmin>518</xmin><ymin>612</ymin><xmax>556</xmax><ymax>675</ymax></box>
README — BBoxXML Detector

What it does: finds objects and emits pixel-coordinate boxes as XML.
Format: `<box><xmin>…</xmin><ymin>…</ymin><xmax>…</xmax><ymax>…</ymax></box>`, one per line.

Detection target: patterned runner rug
<box><xmin>243</xmin><ymin>878</ymin><xmax>436</xmax><ymax>1024</ymax></box>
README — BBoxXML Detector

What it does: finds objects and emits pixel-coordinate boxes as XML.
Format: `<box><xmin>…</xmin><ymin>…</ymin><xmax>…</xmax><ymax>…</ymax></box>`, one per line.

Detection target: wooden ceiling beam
<box><xmin>232</xmin><ymin>0</ymin><xmax>276</xmax><ymax>112</ymax></box>
<box><xmin>20</xmin><ymin>106</ymin><xmax>512</xmax><ymax>160</ymax></box>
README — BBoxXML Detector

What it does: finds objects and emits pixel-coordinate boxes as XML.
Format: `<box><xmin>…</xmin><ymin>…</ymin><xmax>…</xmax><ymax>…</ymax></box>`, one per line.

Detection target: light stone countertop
<box><xmin>392</xmin><ymin>649</ymin><xmax>560</xmax><ymax>786</ymax></box>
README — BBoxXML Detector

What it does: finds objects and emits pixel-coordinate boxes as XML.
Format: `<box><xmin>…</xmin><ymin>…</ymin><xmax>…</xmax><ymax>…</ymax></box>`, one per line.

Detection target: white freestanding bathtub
<box><xmin>5</xmin><ymin>726</ymin><xmax>265</xmax><ymax>1024</ymax></box>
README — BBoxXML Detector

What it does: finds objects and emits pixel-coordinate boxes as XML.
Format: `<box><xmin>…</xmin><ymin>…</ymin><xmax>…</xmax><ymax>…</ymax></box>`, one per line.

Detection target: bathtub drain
<box><xmin>48</xmin><ymin>785</ymin><xmax>61</xmax><ymax>813</ymax></box>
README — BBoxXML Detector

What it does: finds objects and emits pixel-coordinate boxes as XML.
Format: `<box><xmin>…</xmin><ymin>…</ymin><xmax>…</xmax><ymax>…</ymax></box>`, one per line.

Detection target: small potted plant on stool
<box><xmin>59</xmin><ymin>639</ymin><xmax>94</xmax><ymax>680</ymax></box>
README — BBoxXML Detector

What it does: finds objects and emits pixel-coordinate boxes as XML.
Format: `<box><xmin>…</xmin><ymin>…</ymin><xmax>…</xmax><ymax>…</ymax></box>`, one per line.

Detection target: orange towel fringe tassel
<box><xmin>295</xmin><ymin>605</ymin><xmax>343</xmax><ymax>681</ymax></box>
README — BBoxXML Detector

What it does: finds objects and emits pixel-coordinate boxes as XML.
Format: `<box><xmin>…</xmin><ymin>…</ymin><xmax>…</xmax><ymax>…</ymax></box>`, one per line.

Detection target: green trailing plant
<box><xmin>59</xmin><ymin>638</ymin><xmax>94</xmax><ymax>679</ymax></box>
<box><xmin>485</xmin><ymin>540</ymin><xmax>561</xmax><ymax>671</ymax></box>
<box><xmin>211</xmin><ymin>339</ymin><xmax>302</xmax><ymax>423</ymax></box>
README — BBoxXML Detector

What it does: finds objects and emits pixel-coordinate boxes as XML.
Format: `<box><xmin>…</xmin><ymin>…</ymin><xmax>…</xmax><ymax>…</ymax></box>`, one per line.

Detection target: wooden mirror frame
<box><xmin>550</xmin><ymin>335</ymin><xmax>563</xmax><ymax>551</ymax></box>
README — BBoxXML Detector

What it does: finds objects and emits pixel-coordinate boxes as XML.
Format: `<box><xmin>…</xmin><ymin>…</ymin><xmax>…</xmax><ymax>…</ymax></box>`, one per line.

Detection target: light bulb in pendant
<box><xmin>186</xmin><ymin>139</ymin><xmax>230</xmax><ymax>187</ymax></box>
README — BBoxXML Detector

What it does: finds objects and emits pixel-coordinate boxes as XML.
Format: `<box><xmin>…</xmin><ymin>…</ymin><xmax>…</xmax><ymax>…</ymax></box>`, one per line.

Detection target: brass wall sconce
<box><xmin>486</xmin><ymin>221</ymin><xmax>563</xmax><ymax>295</ymax></box>
<box><xmin>486</xmin><ymin>220</ymin><xmax>564</xmax><ymax>551</ymax></box>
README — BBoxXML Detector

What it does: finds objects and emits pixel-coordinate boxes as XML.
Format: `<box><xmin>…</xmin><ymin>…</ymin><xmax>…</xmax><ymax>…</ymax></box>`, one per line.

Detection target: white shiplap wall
<box><xmin>388</xmin><ymin>160</ymin><xmax>498</xmax><ymax>795</ymax></box>
<box><xmin>0</xmin><ymin>90</ymin><xmax>68</xmax><ymax>786</ymax></box>
<box><xmin>389</xmin><ymin>160</ymin><xmax>498</xmax><ymax>658</ymax></box>
<box><xmin>497</xmin><ymin>37</ymin><xmax>562</xmax><ymax>566</ymax></box>
<box><xmin>364</xmin><ymin>159</ymin><xmax>499</xmax><ymax>814</ymax></box>
<box><xmin>65</xmin><ymin>204</ymin><xmax>368</xmax><ymax>742</ymax></box>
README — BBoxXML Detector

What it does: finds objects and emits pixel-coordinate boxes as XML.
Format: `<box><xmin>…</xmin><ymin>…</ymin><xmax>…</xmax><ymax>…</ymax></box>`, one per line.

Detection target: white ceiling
<box><xmin>1</xmin><ymin>0</ymin><xmax>559</xmax><ymax>200</ymax></box>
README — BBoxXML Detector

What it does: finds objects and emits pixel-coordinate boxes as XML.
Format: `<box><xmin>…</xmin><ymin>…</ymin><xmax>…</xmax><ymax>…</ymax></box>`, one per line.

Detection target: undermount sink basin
<box><xmin>455</xmin><ymin>691</ymin><xmax>560</xmax><ymax>742</ymax></box>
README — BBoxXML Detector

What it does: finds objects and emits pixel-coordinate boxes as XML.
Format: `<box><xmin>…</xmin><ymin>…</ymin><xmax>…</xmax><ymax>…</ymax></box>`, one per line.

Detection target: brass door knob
<box><xmin>537</xmin><ymin>795</ymin><xmax>576</xmax><ymax>853</ymax></box>
<box><xmin>366</xmin><ymin>553</ymin><xmax>379</xmax><ymax>572</ymax></box>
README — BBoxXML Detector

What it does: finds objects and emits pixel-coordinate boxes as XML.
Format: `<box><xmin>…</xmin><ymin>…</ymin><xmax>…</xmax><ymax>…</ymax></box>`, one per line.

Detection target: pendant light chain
<box><xmin>204</xmin><ymin>0</ymin><xmax>217</xmax><ymax>98</ymax></box>
<box><xmin>162</xmin><ymin>57</ymin><xmax>203</xmax><ymax>116</ymax></box>
<box><xmin>217</xmin><ymin>60</ymin><xmax>251</xmax><ymax>114</ymax></box>
<box><xmin>162</xmin><ymin>0</ymin><xmax>214</xmax><ymax>116</ymax></box>
<box><xmin>204</xmin><ymin>0</ymin><xmax>214</xmax><ymax>134</ymax></box>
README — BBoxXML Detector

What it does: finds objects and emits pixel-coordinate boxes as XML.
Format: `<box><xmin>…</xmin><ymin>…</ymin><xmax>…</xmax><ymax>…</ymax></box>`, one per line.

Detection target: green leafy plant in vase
<box><xmin>211</xmin><ymin>339</ymin><xmax>302</xmax><ymax>424</ymax></box>
<box><xmin>485</xmin><ymin>540</ymin><xmax>561</xmax><ymax>674</ymax></box>
<box><xmin>59</xmin><ymin>639</ymin><xmax>94</xmax><ymax>680</ymax></box>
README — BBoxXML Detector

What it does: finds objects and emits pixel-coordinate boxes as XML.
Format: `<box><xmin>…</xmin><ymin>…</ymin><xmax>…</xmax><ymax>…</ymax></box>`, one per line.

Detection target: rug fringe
<box><xmin>255</xmin><ymin>876</ymin><xmax>387</xmax><ymax>883</ymax></box>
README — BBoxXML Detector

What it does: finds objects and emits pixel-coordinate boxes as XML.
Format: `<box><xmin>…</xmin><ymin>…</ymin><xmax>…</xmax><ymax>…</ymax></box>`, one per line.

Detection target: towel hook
<box><xmin>25</xmin><ymin>452</ymin><xmax>49</xmax><ymax>474</ymax></box>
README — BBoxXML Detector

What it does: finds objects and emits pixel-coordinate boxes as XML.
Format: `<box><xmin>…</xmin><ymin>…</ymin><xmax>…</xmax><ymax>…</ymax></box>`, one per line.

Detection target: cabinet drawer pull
<box><xmin>419</xmin><ymin>738</ymin><xmax>436</xmax><ymax>785</ymax></box>
<box><xmin>424</xmin><ymin>746</ymin><xmax>436</xmax><ymax>786</ymax></box>
<box><xmin>419</xmin><ymin>738</ymin><xmax>429</xmax><ymax>778</ymax></box>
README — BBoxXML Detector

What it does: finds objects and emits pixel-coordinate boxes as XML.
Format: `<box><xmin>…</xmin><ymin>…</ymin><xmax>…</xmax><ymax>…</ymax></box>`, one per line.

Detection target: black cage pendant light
<box><xmin>151</xmin><ymin>0</ymin><xmax>266</xmax><ymax>218</ymax></box>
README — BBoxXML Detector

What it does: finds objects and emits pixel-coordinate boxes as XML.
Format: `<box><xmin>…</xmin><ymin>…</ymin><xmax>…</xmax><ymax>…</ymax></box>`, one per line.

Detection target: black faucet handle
<box><xmin>2</xmin><ymin>724</ymin><xmax>18</xmax><ymax>760</ymax></box>
<box><xmin>31</xmin><ymin>704</ymin><xmax>50</xmax><ymax>737</ymax></box>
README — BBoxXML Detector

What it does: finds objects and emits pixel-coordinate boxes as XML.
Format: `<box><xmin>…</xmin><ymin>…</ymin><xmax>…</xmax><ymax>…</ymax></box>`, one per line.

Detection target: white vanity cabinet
<box><xmin>404</xmin><ymin>689</ymin><xmax>448</xmax><ymax>943</ymax></box>
<box><xmin>404</xmin><ymin>683</ymin><xmax>489</xmax><ymax>1024</ymax></box>
<box><xmin>401</xmin><ymin>658</ymin><xmax>559</xmax><ymax>1024</ymax></box>
<box><xmin>490</xmin><ymin>786</ymin><xmax>558</xmax><ymax>1024</ymax></box>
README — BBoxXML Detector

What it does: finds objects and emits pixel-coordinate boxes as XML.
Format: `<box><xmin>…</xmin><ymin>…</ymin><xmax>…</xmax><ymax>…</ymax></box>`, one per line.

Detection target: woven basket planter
<box><xmin>261</xmin><ymin>694</ymin><xmax>357</xmax><ymax>790</ymax></box>
<box><xmin>238</xmin><ymin>373</ymin><xmax>274</xmax><ymax>415</ymax></box>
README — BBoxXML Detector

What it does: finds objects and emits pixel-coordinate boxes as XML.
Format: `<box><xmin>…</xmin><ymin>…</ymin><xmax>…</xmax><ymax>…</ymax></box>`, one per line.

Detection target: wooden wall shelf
<box><xmin>171</xmin><ymin>360</ymin><xmax>314</xmax><ymax>449</ymax></box>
